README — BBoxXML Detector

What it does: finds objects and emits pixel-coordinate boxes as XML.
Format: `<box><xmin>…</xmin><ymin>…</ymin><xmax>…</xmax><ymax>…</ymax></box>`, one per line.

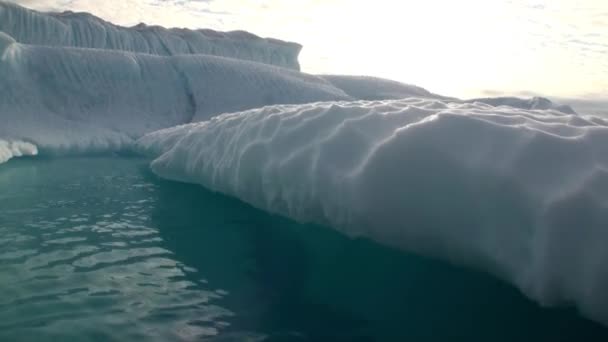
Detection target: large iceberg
<box><xmin>0</xmin><ymin>1</ymin><xmax>301</xmax><ymax>70</ymax></box>
<box><xmin>137</xmin><ymin>99</ymin><xmax>608</xmax><ymax>326</ymax></box>
<box><xmin>3</xmin><ymin>2</ymin><xmax>606</xmax><ymax>330</ymax></box>
<box><xmin>0</xmin><ymin>31</ymin><xmax>349</xmax><ymax>156</ymax></box>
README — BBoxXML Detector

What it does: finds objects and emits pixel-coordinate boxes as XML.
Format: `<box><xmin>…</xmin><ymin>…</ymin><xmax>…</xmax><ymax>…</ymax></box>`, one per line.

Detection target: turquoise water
<box><xmin>0</xmin><ymin>157</ymin><xmax>607</xmax><ymax>341</ymax></box>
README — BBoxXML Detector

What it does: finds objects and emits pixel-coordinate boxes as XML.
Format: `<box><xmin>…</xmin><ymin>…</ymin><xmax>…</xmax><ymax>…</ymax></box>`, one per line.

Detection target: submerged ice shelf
<box><xmin>137</xmin><ymin>99</ymin><xmax>608</xmax><ymax>327</ymax></box>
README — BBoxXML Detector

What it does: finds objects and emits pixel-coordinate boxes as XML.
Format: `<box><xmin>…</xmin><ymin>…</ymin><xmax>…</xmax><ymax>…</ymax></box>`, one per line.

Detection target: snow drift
<box><xmin>0</xmin><ymin>32</ymin><xmax>349</xmax><ymax>157</ymax></box>
<box><xmin>0</xmin><ymin>1</ymin><xmax>301</xmax><ymax>70</ymax></box>
<box><xmin>137</xmin><ymin>98</ymin><xmax>608</xmax><ymax>326</ymax></box>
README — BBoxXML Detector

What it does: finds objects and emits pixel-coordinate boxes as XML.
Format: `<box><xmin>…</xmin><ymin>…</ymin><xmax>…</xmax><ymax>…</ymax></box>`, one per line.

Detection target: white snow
<box><xmin>0</xmin><ymin>33</ymin><xmax>350</xmax><ymax>155</ymax></box>
<box><xmin>0</xmin><ymin>1</ymin><xmax>302</xmax><ymax>70</ymax></box>
<box><xmin>137</xmin><ymin>98</ymin><xmax>608</xmax><ymax>326</ymax></box>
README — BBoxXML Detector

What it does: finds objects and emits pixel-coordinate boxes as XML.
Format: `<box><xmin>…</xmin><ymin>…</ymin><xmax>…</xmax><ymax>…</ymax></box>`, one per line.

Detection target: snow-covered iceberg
<box><xmin>0</xmin><ymin>31</ymin><xmax>349</xmax><ymax>157</ymax></box>
<box><xmin>0</xmin><ymin>1</ymin><xmax>301</xmax><ymax>70</ymax></box>
<box><xmin>137</xmin><ymin>98</ymin><xmax>608</xmax><ymax>326</ymax></box>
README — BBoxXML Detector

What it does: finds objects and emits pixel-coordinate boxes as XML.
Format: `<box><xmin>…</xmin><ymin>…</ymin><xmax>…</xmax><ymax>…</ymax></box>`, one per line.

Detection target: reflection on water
<box><xmin>0</xmin><ymin>157</ymin><xmax>607</xmax><ymax>341</ymax></box>
<box><xmin>0</xmin><ymin>158</ymin><xmax>235</xmax><ymax>341</ymax></box>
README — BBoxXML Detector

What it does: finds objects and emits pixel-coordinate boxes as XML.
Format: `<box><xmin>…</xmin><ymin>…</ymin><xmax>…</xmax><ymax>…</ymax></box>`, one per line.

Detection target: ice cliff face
<box><xmin>137</xmin><ymin>99</ymin><xmax>608</xmax><ymax>327</ymax></box>
<box><xmin>0</xmin><ymin>1</ymin><xmax>301</xmax><ymax>70</ymax></box>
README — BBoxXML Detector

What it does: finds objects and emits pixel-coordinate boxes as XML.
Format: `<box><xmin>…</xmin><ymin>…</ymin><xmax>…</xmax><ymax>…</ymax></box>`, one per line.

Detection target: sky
<box><xmin>6</xmin><ymin>0</ymin><xmax>608</xmax><ymax>102</ymax></box>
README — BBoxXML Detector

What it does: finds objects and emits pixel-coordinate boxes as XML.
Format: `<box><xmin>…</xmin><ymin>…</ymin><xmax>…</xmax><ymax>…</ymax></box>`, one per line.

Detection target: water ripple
<box><xmin>0</xmin><ymin>158</ymin><xmax>233</xmax><ymax>341</ymax></box>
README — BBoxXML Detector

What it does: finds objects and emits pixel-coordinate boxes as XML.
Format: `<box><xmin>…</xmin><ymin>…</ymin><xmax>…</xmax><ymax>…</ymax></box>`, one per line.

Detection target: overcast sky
<box><xmin>6</xmin><ymin>0</ymin><xmax>608</xmax><ymax>101</ymax></box>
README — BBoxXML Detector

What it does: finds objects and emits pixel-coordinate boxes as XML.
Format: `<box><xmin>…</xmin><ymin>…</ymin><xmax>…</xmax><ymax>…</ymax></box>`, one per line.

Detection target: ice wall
<box><xmin>138</xmin><ymin>98</ymin><xmax>608</xmax><ymax>326</ymax></box>
<box><xmin>0</xmin><ymin>1</ymin><xmax>302</xmax><ymax>70</ymax></box>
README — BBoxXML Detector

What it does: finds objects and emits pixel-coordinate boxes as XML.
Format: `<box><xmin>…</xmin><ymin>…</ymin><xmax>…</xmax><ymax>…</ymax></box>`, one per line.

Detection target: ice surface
<box><xmin>138</xmin><ymin>98</ymin><xmax>608</xmax><ymax>326</ymax></box>
<box><xmin>0</xmin><ymin>33</ymin><xmax>349</xmax><ymax>155</ymax></box>
<box><xmin>0</xmin><ymin>1</ymin><xmax>301</xmax><ymax>70</ymax></box>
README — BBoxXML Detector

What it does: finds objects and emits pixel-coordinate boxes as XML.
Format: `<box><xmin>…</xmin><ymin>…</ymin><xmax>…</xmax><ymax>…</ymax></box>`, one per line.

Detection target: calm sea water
<box><xmin>0</xmin><ymin>157</ymin><xmax>607</xmax><ymax>341</ymax></box>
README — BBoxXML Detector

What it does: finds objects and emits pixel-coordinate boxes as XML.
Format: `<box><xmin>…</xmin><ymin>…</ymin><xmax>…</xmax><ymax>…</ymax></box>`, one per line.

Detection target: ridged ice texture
<box><xmin>138</xmin><ymin>98</ymin><xmax>608</xmax><ymax>326</ymax></box>
<box><xmin>0</xmin><ymin>1</ymin><xmax>301</xmax><ymax>70</ymax></box>
<box><xmin>0</xmin><ymin>34</ymin><xmax>349</xmax><ymax>155</ymax></box>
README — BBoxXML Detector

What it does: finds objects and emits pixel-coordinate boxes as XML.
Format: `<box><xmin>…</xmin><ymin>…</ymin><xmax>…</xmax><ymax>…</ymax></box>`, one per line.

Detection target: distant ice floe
<box><xmin>0</xmin><ymin>1</ymin><xmax>302</xmax><ymax>70</ymax></box>
<box><xmin>137</xmin><ymin>98</ymin><xmax>608</xmax><ymax>326</ymax></box>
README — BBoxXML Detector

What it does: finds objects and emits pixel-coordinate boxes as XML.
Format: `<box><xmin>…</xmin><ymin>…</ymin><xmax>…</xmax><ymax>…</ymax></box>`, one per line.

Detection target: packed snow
<box><xmin>0</xmin><ymin>31</ymin><xmax>349</xmax><ymax>157</ymax></box>
<box><xmin>0</xmin><ymin>1</ymin><xmax>301</xmax><ymax>70</ymax></box>
<box><xmin>138</xmin><ymin>99</ymin><xmax>608</xmax><ymax>326</ymax></box>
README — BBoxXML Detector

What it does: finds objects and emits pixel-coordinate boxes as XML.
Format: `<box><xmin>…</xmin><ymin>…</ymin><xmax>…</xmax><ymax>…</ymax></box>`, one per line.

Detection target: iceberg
<box><xmin>0</xmin><ymin>1</ymin><xmax>302</xmax><ymax>70</ymax></box>
<box><xmin>137</xmin><ymin>98</ymin><xmax>608</xmax><ymax>326</ymax></box>
<box><xmin>0</xmin><ymin>31</ymin><xmax>349</xmax><ymax>156</ymax></box>
<box><xmin>2</xmin><ymin>2</ymin><xmax>605</xmax><ymax>331</ymax></box>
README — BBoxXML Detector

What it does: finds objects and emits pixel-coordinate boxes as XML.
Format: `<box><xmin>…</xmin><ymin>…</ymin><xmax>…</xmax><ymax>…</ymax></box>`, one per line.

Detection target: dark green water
<box><xmin>0</xmin><ymin>157</ymin><xmax>607</xmax><ymax>341</ymax></box>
